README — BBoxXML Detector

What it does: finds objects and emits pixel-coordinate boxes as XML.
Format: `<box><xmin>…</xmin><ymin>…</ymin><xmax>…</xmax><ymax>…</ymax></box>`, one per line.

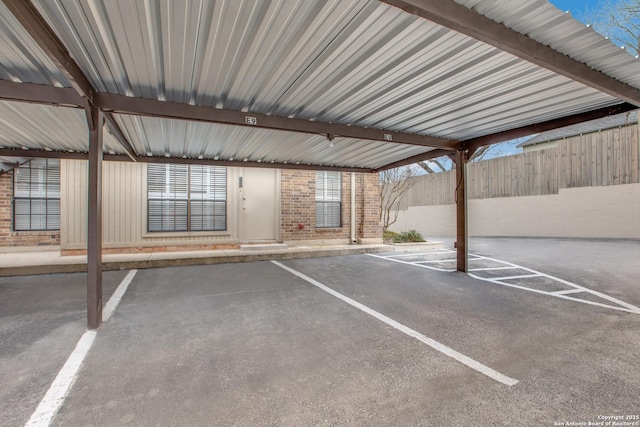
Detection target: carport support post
<box><xmin>455</xmin><ymin>150</ymin><xmax>469</xmax><ymax>273</ymax></box>
<box><xmin>87</xmin><ymin>106</ymin><xmax>103</xmax><ymax>329</ymax></box>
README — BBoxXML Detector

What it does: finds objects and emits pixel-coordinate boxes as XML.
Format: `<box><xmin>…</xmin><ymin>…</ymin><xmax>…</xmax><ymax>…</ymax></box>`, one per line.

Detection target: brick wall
<box><xmin>280</xmin><ymin>170</ymin><xmax>381</xmax><ymax>243</ymax></box>
<box><xmin>0</xmin><ymin>171</ymin><xmax>60</xmax><ymax>248</ymax></box>
<box><xmin>358</xmin><ymin>172</ymin><xmax>383</xmax><ymax>240</ymax></box>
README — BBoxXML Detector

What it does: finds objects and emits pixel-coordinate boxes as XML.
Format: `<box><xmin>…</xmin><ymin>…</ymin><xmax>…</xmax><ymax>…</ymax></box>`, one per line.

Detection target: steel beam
<box><xmin>87</xmin><ymin>107</ymin><xmax>103</xmax><ymax>329</ymax></box>
<box><xmin>0</xmin><ymin>148</ymin><xmax>88</xmax><ymax>159</ymax></box>
<box><xmin>374</xmin><ymin>149</ymin><xmax>452</xmax><ymax>171</ymax></box>
<box><xmin>454</xmin><ymin>150</ymin><xmax>468</xmax><ymax>273</ymax></box>
<box><xmin>96</xmin><ymin>92</ymin><xmax>459</xmax><ymax>150</ymax></box>
<box><xmin>0</xmin><ymin>148</ymin><xmax>374</xmax><ymax>173</ymax></box>
<box><xmin>381</xmin><ymin>0</ymin><xmax>640</xmax><ymax>106</ymax></box>
<box><xmin>463</xmin><ymin>103</ymin><xmax>638</xmax><ymax>151</ymax></box>
<box><xmin>0</xmin><ymin>80</ymin><xmax>85</xmax><ymax>107</ymax></box>
<box><xmin>2</xmin><ymin>1</ymin><xmax>139</xmax><ymax>160</ymax></box>
<box><xmin>374</xmin><ymin>103</ymin><xmax>638</xmax><ymax>171</ymax></box>
<box><xmin>104</xmin><ymin>154</ymin><xmax>373</xmax><ymax>173</ymax></box>
<box><xmin>104</xmin><ymin>114</ymin><xmax>137</xmax><ymax>161</ymax></box>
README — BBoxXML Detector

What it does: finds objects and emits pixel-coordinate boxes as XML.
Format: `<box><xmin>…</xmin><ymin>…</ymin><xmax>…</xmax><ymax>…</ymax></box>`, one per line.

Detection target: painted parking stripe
<box><xmin>469</xmin><ymin>266</ymin><xmax>519</xmax><ymax>272</ymax></box>
<box><xmin>368</xmin><ymin>253</ymin><xmax>455</xmax><ymax>272</ymax></box>
<box><xmin>369</xmin><ymin>253</ymin><xmax>640</xmax><ymax>315</ymax></box>
<box><xmin>552</xmin><ymin>289</ymin><xmax>586</xmax><ymax>295</ymax></box>
<box><xmin>489</xmin><ymin>273</ymin><xmax>541</xmax><ymax>281</ymax></box>
<box><xmin>25</xmin><ymin>270</ymin><xmax>137</xmax><ymax>427</ymax></box>
<box><xmin>25</xmin><ymin>331</ymin><xmax>96</xmax><ymax>427</ymax></box>
<box><xmin>471</xmin><ymin>254</ymin><xmax>640</xmax><ymax>312</ymax></box>
<box><xmin>272</xmin><ymin>260</ymin><xmax>518</xmax><ymax>387</ymax></box>
<box><xmin>385</xmin><ymin>251</ymin><xmax>454</xmax><ymax>258</ymax></box>
<box><xmin>103</xmin><ymin>269</ymin><xmax>137</xmax><ymax>322</ymax></box>
<box><xmin>415</xmin><ymin>259</ymin><xmax>457</xmax><ymax>264</ymax></box>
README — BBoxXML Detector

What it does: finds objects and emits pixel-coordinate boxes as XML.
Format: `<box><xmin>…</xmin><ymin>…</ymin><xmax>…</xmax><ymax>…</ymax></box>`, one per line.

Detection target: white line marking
<box><xmin>385</xmin><ymin>251</ymin><xmax>454</xmax><ymax>258</ymax></box>
<box><xmin>272</xmin><ymin>260</ymin><xmax>518</xmax><ymax>387</ymax></box>
<box><xmin>490</xmin><ymin>273</ymin><xmax>541</xmax><ymax>281</ymax></box>
<box><xmin>370</xmin><ymin>253</ymin><xmax>640</xmax><ymax>315</ymax></box>
<box><xmin>415</xmin><ymin>258</ymin><xmax>457</xmax><ymax>264</ymax></box>
<box><xmin>25</xmin><ymin>331</ymin><xmax>96</xmax><ymax>427</ymax></box>
<box><xmin>367</xmin><ymin>253</ymin><xmax>455</xmax><ymax>272</ymax></box>
<box><xmin>473</xmin><ymin>275</ymin><xmax>639</xmax><ymax>313</ymax></box>
<box><xmin>472</xmin><ymin>255</ymin><xmax>640</xmax><ymax>312</ymax></box>
<box><xmin>25</xmin><ymin>270</ymin><xmax>137</xmax><ymax>427</ymax></box>
<box><xmin>103</xmin><ymin>269</ymin><xmax>137</xmax><ymax>322</ymax></box>
<box><xmin>552</xmin><ymin>289</ymin><xmax>586</xmax><ymax>295</ymax></box>
<box><xmin>469</xmin><ymin>266</ymin><xmax>519</xmax><ymax>272</ymax></box>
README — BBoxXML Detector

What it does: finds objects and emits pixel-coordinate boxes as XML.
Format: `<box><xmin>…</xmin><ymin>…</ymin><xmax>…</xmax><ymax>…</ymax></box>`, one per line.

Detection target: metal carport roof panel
<box><xmin>113</xmin><ymin>114</ymin><xmax>434</xmax><ymax>170</ymax></box>
<box><xmin>456</xmin><ymin>0</ymin><xmax>640</xmax><ymax>88</ymax></box>
<box><xmin>0</xmin><ymin>0</ymin><xmax>68</xmax><ymax>86</ymax></box>
<box><xmin>0</xmin><ymin>101</ymin><xmax>124</xmax><ymax>154</ymax></box>
<box><xmin>0</xmin><ymin>0</ymin><xmax>638</xmax><ymax>170</ymax></box>
<box><xmin>30</xmin><ymin>0</ymin><xmax>629</xmax><ymax>143</ymax></box>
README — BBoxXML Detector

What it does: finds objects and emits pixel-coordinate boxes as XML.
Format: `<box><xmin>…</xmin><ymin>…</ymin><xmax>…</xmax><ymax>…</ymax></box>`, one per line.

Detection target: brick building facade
<box><xmin>0</xmin><ymin>163</ymin><xmax>381</xmax><ymax>251</ymax></box>
<box><xmin>280</xmin><ymin>170</ymin><xmax>381</xmax><ymax>244</ymax></box>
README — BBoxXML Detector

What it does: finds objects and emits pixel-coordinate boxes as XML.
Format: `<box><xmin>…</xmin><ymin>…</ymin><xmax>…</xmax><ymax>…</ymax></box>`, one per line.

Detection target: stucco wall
<box><xmin>390</xmin><ymin>183</ymin><xmax>640</xmax><ymax>239</ymax></box>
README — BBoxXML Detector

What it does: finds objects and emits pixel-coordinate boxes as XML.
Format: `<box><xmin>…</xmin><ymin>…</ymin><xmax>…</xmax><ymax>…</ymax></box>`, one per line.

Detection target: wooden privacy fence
<box><xmin>398</xmin><ymin>123</ymin><xmax>640</xmax><ymax>208</ymax></box>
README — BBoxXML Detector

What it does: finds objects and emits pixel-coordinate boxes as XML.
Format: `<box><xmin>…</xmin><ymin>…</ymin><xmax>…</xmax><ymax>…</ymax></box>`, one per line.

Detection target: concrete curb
<box><xmin>0</xmin><ymin>245</ymin><xmax>393</xmax><ymax>277</ymax></box>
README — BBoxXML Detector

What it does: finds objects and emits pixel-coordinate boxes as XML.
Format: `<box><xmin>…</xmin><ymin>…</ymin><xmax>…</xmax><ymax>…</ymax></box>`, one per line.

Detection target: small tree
<box><xmin>581</xmin><ymin>0</ymin><xmax>640</xmax><ymax>57</ymax></box>
<box><xmin>379</xmin><ymin>165</ymin><xmax>418</xmax><ymax>231</ymax></box>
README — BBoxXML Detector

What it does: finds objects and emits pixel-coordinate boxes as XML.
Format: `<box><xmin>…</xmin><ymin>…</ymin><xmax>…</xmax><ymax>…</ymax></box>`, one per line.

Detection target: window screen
<box><xmin>315</xmin><ymin>171</ymin><xmax>341</xmax><ymax>228</ymax></box>
<box><xmin>13</xmin><ymin>159</ymin><xmax>60</xmax><ymax>231</ymax></box>
<box><xmin>147</xmin><ymin>164</ymin><xmax>226</xmax><ymax>232</ymax></box>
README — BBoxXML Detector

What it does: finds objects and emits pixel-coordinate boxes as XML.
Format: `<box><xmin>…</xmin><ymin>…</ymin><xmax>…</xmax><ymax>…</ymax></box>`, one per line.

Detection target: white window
<box><xmin>147</xmin><ymin>164</ymin><xmax>226</xmax><ymax>232</ymax></box>
<box><xmin>13</xmin><ymin>159</ymin><xmax>60</xmax><ymax>231</ymax></box>
<box><xmin>315</xmin><ymin>171</ymin><xmax>341</xmax><ymax>228</ymax></box>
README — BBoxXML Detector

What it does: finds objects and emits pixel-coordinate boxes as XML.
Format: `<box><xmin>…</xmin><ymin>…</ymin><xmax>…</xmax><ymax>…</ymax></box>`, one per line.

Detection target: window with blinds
<box><xmin>13</xmin><ymin>159</ymin><xmax>61</xmax><ymax>231</ymax></box>
<box><xmin>147</xmin><ymin>164</ymin><xmax>227</xmax><ymax>232</ymax></box>
<box><xmin>315</xmin><ymin>171</ymin><xmax>341</xmax><ymax>228</ymax></box>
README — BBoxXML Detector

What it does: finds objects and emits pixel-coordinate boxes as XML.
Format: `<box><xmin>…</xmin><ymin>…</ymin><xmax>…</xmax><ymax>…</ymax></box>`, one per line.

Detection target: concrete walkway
<box><xmin>0</xmin><ymin>243</ymin><xmax>405</xmax><ymax>276</ymax></box>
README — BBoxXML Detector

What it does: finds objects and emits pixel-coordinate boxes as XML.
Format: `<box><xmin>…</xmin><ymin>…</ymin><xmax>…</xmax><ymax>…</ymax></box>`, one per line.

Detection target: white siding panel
<box><xmin>60</xmin><ymin>159</ymin><xmax>87</xmax><ymax>248</ymax></box>
<box><xmin>60</xmin><ymin>160</ymin><xmax>240</xmax><ymax>249</ymax></box>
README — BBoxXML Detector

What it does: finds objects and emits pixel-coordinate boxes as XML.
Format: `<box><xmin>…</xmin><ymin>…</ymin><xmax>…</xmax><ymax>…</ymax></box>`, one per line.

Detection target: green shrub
<box><xmin>383</xmin><ymin>230</ymin><xmax>399</xmax><ymax>242</ymax></box>
<box><xmin>392</xmin><ymin>230</ymin><xmax>426</xmax><ymax>243</ymax></box>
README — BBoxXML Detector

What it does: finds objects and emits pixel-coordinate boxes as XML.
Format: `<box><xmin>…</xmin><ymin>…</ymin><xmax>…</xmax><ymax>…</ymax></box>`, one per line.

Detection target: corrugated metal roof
<box><xmin>1</xmin><ymin>0</ymin><xmax>639</xmax><ymax>169</ymax></box>
<box><xmin>0</xmin><ymin>1</ymin><xmax>69</xmax><ymax>86</ymax></box>
<box><xmin>455</xmin><ymin>0</ymin><xmax>640</xmax><ymax>87</ymax></box>
<box><xmin>113</xmin><ymin>114</ymin><xmax>433</xmax><ymax>170</ymax></box>
<box><xmin>520</xmin><ymin>111</ymin><xmax>638</xmax><ymax>146</ymax></box>
<box><xmin>0</xmin><ymin>101</ymin><xmax>124</xmax><ymax>154</ymax></box>
<box><xmin>30</xmin><ymin>0</ymin><xmax>626</xmax><ymax>142</ymax></box>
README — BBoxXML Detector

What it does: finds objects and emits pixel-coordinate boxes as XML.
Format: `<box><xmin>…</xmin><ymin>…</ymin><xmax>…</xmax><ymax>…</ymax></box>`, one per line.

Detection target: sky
<box><xmin>549</xmin><ymin>0</ymin><xmax>602</xmax><ymax>22</ymax></box>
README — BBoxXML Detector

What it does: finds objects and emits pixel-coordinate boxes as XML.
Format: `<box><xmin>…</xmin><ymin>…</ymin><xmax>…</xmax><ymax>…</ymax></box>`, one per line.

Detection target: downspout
<box><xmin>351</xmin><ymin>172</ymin><xmax>356</xmax><ymax>243</ymax></box>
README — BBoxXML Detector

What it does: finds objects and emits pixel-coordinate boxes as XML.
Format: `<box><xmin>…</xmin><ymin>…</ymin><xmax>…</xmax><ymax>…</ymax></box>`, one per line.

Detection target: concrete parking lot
<box><xmin>1</xmin><ymin>238</ymin><xmax>639</xmax><ymax>426</ymax></box>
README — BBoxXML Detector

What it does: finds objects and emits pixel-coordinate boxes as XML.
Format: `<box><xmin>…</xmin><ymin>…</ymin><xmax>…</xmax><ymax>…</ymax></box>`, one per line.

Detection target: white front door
<box><xmin>242</xmin><ymin>168</ymin><xmax>278</xmax><ymax>241</ymax></box>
